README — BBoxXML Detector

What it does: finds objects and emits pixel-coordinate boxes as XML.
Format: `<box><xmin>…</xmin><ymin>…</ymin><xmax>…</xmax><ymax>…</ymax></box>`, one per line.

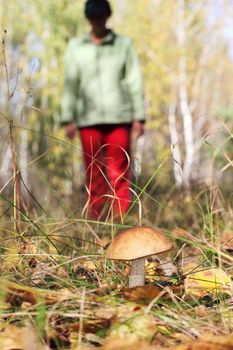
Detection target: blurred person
<box><xmin>61</xmin><ymin>0</ymin><xmax>145</xmax><ymax>220</ymax></box>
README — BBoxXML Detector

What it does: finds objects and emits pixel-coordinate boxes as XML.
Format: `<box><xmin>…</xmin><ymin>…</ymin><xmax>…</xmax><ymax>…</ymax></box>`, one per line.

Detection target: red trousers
<box><xmin>79</xmin><ymin>124</ymin><xmax>132</xmax><ymax>219</ymax></box>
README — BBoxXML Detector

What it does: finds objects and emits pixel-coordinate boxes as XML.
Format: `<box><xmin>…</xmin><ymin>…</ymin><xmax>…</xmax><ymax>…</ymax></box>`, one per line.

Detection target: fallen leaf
<box><xmin>71</xmin><ymin>318</ymin><xmax>111</xmax><ymax>334</ymax></box>
<box><xmin>94</xmin><ymin>306</ymin><xmax>116</xmax><ymax>320</ymax></box>
<box><xmin>145</xmin><ymin>260</ymin><xmax>158</xmax><ymax>278</ymax></box>
<box><xmin>179</xmin><ymin>255</ymin><xmax>203</xmax><ymax>275</ymax></box>
<box><xmin>0</xmin><ymin>324</ymin><xmax>48</xmax><ymax>350</ymax></box>
<box><xmin>105</xmin><ymin>313</ymin><xmax>157</xmax><ymax>346</ymax></box>
<box><xmin>1</xmin><ymin>280</ymin><xmax>80</xmax><ymax>308</ymax></box>
<box><xmin>101</xmin><ymin>336</ymin><xmax>156</xmax><ymax>350</ymax></box>
<box><xmin>156</xmin><ymin>258</ymin><xmax>178</xmax><ymax>277</ymax></box>
<box><xmin>221</xmin><ymin>232</ymin><xmax>233</xmax><ymax>251</ymax></box>
<box><xmin>4</xmin><ymin>284</ymin><xmax>37</xmax><ymax>306</ymax></box>
<box><xmin>121</xmin><ymin>285</ymin><xmax>165</xmax><ymax>303</ymax></box>
<box><xmin>185</xmin><ymin>268</ymin><xmax>232</xmax><ymax>298</ymax></box>
<box><xmin>169</xmin><ymin>333</ymin><xmax>233</xmax><ymax>350</ymax></box>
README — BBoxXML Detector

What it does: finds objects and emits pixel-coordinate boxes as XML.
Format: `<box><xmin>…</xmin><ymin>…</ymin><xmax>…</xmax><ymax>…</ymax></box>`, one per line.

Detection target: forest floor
<box><xmin>0</xmin><ymin>187</ymin><xmax>232</xmax><ymax>350</ymax></box>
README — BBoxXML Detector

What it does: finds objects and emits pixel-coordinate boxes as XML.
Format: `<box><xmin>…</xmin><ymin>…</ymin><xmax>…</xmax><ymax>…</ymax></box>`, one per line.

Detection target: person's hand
<box><xmin>131</xmin><ymin>121</ymin><xmax>144</xmax><ymax>139</ymax></box>
<box><xmin>65</xmin><ymin>123</ymin><xmax>77</xmax><ymax>140</ymax></box>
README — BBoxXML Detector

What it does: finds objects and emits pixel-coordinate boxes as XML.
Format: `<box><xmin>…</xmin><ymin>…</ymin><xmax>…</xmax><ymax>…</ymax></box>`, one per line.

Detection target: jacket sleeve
<box><xmin>61</xmin><ymin>40</ymin><xmax>79</xmax><ymax>125</ymax></box>
<box><xmin>125</xmin><ymin>40</ymin><xmax>145</xmax><ymax>122</ymax></box>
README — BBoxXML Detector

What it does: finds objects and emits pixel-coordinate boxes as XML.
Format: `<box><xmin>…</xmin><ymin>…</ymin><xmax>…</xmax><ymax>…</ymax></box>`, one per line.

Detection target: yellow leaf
<box><xmin>185</xmin><ymin>268</ymin><xmax>232</xmax><ymax>297</ymax></box>
<box><xmin>145</xmin><ymin>260</ymin><xmax>157</xmax><ymax>278</ymax></box>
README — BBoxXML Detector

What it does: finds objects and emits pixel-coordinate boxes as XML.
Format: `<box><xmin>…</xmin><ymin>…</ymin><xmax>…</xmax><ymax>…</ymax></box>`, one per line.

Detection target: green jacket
<box><xmin>61</xmin><ymin>30</ymin><xmax>145</xmax><ymax>127</ymax></box>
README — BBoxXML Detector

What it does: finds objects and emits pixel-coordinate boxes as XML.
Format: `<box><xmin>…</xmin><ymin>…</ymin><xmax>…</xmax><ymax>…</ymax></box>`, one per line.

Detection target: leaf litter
<box><xmin>0</xmin><ymin>225</ymin><xmax>233</xmax><ymax>349</ymax></box>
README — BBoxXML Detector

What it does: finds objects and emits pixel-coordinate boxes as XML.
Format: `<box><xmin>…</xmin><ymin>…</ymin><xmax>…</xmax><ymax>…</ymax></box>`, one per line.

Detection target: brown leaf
<box><xmin>5</xmin><ymin>286</ymin><xmax>37</xmax><ymax>306</ymax></box>
<box><xmin>179</xmin><ymin>256</ymin><xmax>202</xmax><ymax>275</ymax></box>
<box><xmin>94</xmin><ymin>306</ymin><xmax>116</xmax><ymax>320</ymax></box>
<box><xmin>0</xmin><ymin>324</ymin><xmax>48</xmax><ymax>350</ymax></box>
<box><xmin>71</xmin><ymin>318</ymin><xmax>111</xmax><ymax>334</ymax></box>
<box><xmin>221</xmin><ymin>232</ymin><xmax>233</xmax><ymax>251</ymax></box>
<box><xmin>101</xmin><ymin>337</ymin><xmax>156</xmax><ymax>350</ymax></box>
<box><xmin>169</xmin><ymin>333</ymin><xmax>233</xmax><ymax>350</ymax></box>
<box><xmin>121</xmin><ymin>285</ymin><xmax>166</xmax><ymax>303</ymax></box>
<box><xmin>1</xmin><ymin>281</ymin><xmax>79</xmax><ymax>308</ymax></box>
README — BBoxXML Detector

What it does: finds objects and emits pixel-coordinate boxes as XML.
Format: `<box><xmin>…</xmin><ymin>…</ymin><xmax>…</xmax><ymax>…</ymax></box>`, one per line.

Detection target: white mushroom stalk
<box><xmin>129</xmin><ymin>258</ymin><xmax>145</xmax><ymax>287</ymax></box>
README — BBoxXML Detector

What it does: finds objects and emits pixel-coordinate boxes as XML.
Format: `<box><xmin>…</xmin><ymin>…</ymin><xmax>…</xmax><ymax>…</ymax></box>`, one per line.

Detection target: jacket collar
<box><xmin>82</xmin><ymin>30</ymin><xmax>116</xmax><ymax>45</ymax></box>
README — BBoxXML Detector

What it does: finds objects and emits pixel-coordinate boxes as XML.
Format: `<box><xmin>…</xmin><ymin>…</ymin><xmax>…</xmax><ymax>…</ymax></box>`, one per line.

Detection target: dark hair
<box><xmin>84</xmin><ymin>0</ymin><xmax>112</xmax><ymax>18</ymax></box>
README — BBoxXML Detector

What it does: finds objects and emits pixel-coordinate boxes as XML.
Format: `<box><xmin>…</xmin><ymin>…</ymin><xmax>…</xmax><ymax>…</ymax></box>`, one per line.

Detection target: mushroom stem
<box><xmin>129</xmin><ymin>258</ymin><xmax>145</xmax><ymax>287</ymax></box>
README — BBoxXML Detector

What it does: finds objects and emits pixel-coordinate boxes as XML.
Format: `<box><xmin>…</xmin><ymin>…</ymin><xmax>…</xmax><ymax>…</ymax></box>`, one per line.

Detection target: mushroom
<box><xmin>106</xmin><ymin>226</ymin><xmax>173</xmax><ymax>288</ymax></box>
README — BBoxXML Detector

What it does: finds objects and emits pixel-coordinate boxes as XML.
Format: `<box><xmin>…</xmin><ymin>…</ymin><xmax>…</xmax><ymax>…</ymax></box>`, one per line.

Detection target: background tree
<box><xmin>113</xmin><ymin>0</ymin><xmax>233</xmax><ymax>189</ymax></box>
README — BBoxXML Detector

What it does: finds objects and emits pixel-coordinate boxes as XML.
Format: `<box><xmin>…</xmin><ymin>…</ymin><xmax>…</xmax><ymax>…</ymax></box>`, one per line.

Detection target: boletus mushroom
<box><xmin>106</xmin><ymin>226</ymin><xmax>173</xmax><ymax>288</ymax></box>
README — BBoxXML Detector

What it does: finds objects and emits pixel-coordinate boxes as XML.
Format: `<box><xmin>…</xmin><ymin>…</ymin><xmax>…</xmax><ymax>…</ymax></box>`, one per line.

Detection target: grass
<box><xmin>0</xmin><ymin>174</ymin><xmax>232</xmax><ymax>349</ymax></box>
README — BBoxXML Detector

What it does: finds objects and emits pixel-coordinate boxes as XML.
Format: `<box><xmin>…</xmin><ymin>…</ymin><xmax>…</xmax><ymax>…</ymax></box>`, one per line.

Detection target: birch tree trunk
<box><xmin>0</xmin><ymin>145</ymin><xmax>12</xmax><ymax>185</ymax></box>
<box><xmin>176</xmin><ymin>0</ymin><xmax>194</xmax><ymax>187</ymax></box>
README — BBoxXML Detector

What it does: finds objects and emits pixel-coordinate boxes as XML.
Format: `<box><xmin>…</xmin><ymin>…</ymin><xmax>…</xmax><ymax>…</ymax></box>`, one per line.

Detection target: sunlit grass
<box><xmin>0</xmin><ymin>167</ymin><xmax>232</xmax><ymax>349</ymax></box>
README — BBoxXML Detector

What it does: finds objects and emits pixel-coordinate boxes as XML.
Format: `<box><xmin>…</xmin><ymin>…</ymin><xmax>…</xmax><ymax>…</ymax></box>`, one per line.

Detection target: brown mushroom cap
<box><xmin>106</xmin><ymin>226</ymin><xmax>173</xmax><ymax>261</ymax></box>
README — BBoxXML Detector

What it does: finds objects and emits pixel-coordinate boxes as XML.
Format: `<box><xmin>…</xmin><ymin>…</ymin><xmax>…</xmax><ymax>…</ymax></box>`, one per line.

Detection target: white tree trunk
<box><xmin>177</xmin><ymin>0</ymin><xmax>194</xmax><ymax>187</ymax></box>
<box><xmin>0</xmin><ymin>145</ymin><xmax>12</xmax><ymax>182</ymax></box>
